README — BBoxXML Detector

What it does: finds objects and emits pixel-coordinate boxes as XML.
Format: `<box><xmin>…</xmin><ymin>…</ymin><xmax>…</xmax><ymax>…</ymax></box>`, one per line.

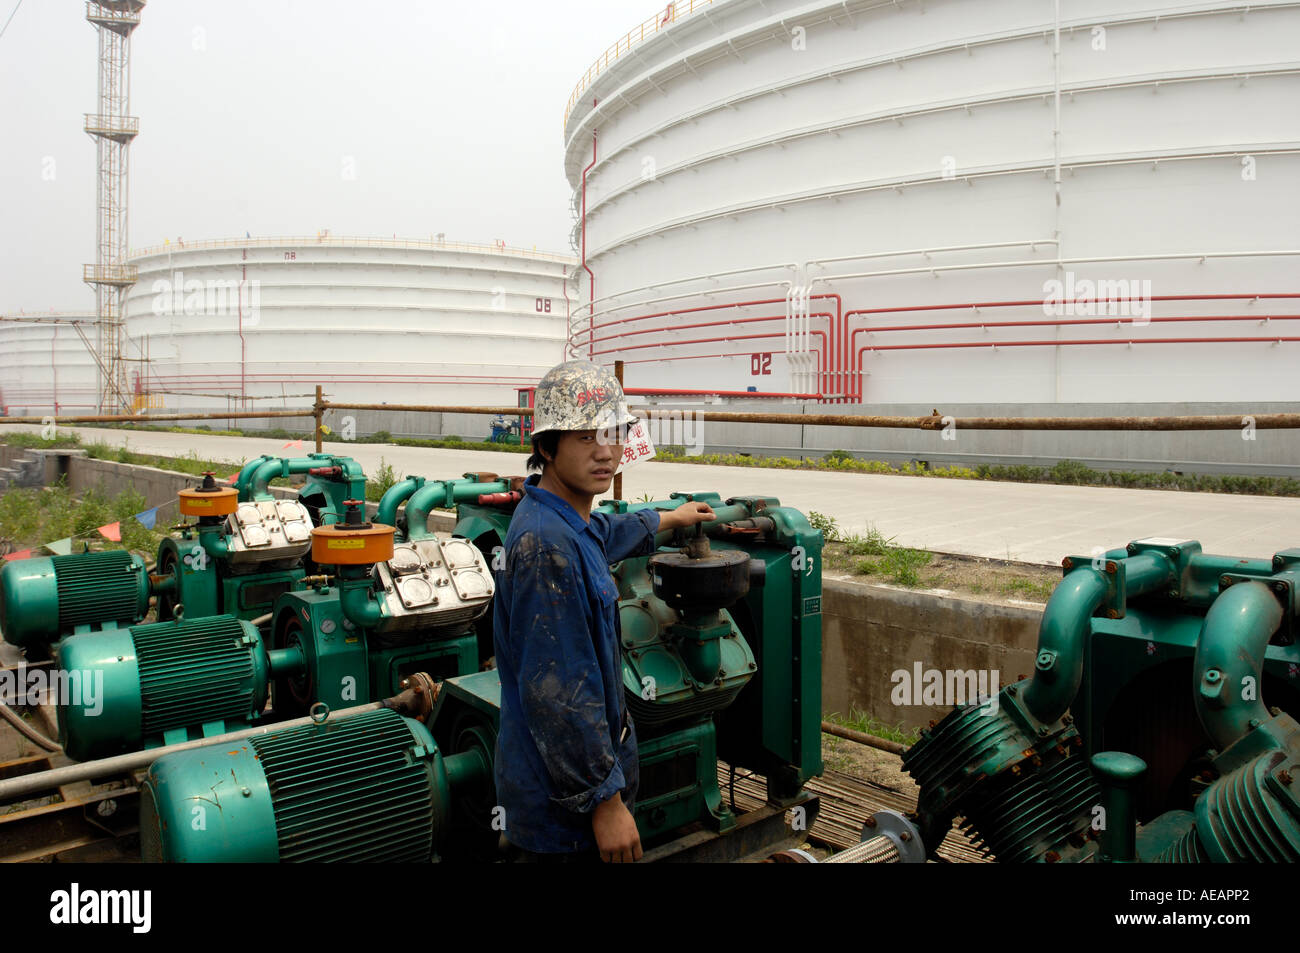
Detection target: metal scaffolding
<box><xmin>82</xmin><ymin>1</ymin><xmax>144</xmax><ymax>414</ymax></box>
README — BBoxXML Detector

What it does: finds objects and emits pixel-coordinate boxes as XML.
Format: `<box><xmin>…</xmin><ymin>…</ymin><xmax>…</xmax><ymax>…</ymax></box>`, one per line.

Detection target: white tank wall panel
<box><xmin>122</xmin><ymin>240</ymin><xmax>574</xmax><ymax>410</ymax></box>
<box><xmin>0</xmin><ymin>319</ymin><xmax>100</xmax><ymax>414</ymax></box>
<box><xmin>563</xmin><ymin>0</ymin><xmax>1300</xmax><ymax>404</ymax></box>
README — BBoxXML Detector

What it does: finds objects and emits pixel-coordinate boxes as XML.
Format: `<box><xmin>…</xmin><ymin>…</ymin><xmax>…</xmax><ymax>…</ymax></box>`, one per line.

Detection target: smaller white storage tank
<box><xmin>0</xmin><ymin>315</ymin><xmax>101</xmax><ymax>416</ymax></box>
<box><xmin>122</xmin><ymin>236</ymin><xmax>576</xmax><ymax>411</ymax></box>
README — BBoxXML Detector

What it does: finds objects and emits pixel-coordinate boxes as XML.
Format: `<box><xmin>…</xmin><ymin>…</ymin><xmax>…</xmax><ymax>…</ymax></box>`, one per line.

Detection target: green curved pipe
<box><xmin>377</xmin><ymin>476</ymin><xmax>426</xmax><ymax>529</ymax></box>
<box><xmin>1022</xmin><ymin>551</ymin><xmax>1177</xmax><ymax>724</ymax></box>
<box><xmin>235</xmin><ymin>456</ymin><xmax>274</xmax><ymax>500</ymax></box>
<box><xmin>249</xmin><ymin>457</ymin><xmax>291</xmax><ymax>499</ymax></box>
<box><xmin>1021</xmin><ymin>568</ymin><xmax>1110</xmax><ymax>724</ymax></box>
<box><xmin>1193</xmin><ymin>580</ymin><xmax>1284</xmax><ymax>752</ymax></box>
<box><xmin>406</xmin><ymin>478</ymin><xmax>508</xmax><ymax>541</ymax></box>
<box><xmin>199</xmin><ymin>527</ymin><xmax>230</xmax><ymax>559</ymax></box>
<box><xmin>338</xmin><ymin>570</ymin><xmax>385</xmax><ymax>630</ymax></box>
<box><xmin>248</xmin><ymin>456</ymin><xmax>344</xmax><ymax>500</ymax></box>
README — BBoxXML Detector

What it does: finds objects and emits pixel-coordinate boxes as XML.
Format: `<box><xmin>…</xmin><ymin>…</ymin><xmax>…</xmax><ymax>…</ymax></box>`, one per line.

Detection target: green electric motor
<box><xmin>0</xmin><ymin>550</ymin><xmax>151</xmax><ymax>653</ymax></box>
<box><xmin>140</xmin><ymin>707</ymin><xmax>458</xmax><ymax>862</ymax></box>
<box><xmin>57</xmin><ymin>615</ymin><xmax>276</xmax><ymax>761</ymax></box>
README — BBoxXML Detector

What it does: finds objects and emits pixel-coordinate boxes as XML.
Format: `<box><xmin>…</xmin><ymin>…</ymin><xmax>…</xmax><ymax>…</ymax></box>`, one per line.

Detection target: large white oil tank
<box><xmin>563</xmin><ymin>0</ymin><xmax>1300</xmax><ymax>404</ymax></box>
<box><xmin>0</xmin><ymin>315</ymin><xmax>100</xmax><ymax>416</ymax></box>
<box><xmin>123</xmin><ymin>236</ymin><xmax>575</xmax><ymax>411</ymax></box>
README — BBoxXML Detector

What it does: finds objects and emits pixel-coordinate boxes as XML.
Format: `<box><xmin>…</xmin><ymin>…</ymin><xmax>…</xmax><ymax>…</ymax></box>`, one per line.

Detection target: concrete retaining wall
<box><xmin>821</xmin><ymin>575</ymin><xmax>1043</xmax><ymax>732</ymax></box>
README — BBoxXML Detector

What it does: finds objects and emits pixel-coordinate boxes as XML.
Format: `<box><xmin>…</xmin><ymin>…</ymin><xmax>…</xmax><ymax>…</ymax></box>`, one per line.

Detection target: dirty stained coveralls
<box><xmin>493</xmin><ymin>473</ymin><xmax>661</xmax><ymax>853</ymax></box>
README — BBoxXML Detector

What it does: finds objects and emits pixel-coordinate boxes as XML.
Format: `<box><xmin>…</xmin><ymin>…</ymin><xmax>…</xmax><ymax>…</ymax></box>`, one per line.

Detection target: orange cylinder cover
<box><xmin>177</xmin><ymin>486</ymin><xmax>238</xmax><ymax>517</ymax></box>
<box><xmin>310</xmin><ymin>523</ymin><xmax>395</xmax><ymax>565</ymax></box>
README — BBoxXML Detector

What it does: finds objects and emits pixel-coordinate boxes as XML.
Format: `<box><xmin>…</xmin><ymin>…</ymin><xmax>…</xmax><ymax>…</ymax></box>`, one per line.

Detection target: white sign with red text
<box><xmin>618</xmin><ymin>420</ymin><xmax>656</xmax><ymax>471</ymax></box>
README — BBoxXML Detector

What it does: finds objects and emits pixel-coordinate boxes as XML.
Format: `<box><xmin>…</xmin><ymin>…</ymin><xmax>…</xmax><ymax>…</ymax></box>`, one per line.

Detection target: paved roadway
<box><xmin>5</xmin><ymin>424</ymin><xmax>1297</xmax><ymax>566</ymax></box>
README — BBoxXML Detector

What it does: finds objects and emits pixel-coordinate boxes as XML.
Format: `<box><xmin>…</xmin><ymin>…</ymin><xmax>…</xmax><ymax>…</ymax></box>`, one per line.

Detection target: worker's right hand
<box><xmin>592</xmin><ymin>793</ymin><xmax>643</xmax><ymax>863</ymax></box>
<box><xmin>658</xmin><ymin>501</ymin><xmax>716</xmax><ymax>533</ymax></box>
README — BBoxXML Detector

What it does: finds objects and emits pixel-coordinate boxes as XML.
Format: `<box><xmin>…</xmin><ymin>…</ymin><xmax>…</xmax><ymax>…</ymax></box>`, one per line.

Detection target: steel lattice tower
<box><xmin>83</xmin><ymin>1</ymin><xmax>144</xmax><ymax>414</ymax></box>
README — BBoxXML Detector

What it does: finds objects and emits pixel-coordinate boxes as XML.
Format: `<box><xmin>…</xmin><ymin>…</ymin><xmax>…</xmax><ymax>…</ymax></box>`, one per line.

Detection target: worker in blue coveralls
<box><xmin>494</xmin><ymin>360</ymin><xmax>715</xmax><ymax>863</ymax></box>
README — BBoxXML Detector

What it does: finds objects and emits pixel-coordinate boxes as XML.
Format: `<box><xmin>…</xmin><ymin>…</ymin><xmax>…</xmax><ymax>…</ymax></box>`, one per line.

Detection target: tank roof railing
<box><xmin>564</xmin><ymin>0</ymin><xmax>716</xmax><ymax>131</ymax></box>
<box><xmin>128</xmin><ymin>235</ymin><xmax>577</xmax><ymax>264</ymax></box>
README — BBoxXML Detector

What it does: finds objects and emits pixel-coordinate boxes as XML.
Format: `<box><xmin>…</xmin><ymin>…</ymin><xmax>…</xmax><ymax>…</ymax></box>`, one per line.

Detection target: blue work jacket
<box><xmin>492</xmin><ymin>474</ymin><xmax>661</xmax><ymax>853</ymax></box>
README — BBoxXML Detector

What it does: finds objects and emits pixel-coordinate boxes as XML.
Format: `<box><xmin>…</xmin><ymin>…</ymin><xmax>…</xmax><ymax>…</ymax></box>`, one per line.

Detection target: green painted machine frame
<box><xmin>269</xmin><ymin>584</ymin><xmax>478</xmax><ymax>716</ymax></box>
<box><xmin>904</xmin><ymin>537</ymin><xmax>1300</xmax><ymax>863</ymax></box>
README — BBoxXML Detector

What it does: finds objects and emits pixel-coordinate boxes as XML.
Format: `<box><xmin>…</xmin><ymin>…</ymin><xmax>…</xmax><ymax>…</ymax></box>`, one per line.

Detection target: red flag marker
<box><xmin>2</xmin><ymin>549</ymin><xmax>32</xmax><ymax>562</ymax></box>
<box><xmin>97</xmin><ymin>522</ymin><xmax>122</xmax><ymax>542</ymax></box>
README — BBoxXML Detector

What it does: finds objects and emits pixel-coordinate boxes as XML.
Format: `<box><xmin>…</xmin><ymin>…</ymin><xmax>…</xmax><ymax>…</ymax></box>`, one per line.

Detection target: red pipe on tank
<box><xmin>593</xmin><ymin>327</ymin><xmax>829</xmax><ymax>394</ymax></box>
<box><xmin>589</xmin><ymin>312</ymin><xmax>835</xmax><ymax>393</ymax></box>
<box><xmin>844</xmin><ymin>293</ymin><xmax>1300</xmax><ymax>402</ymax></box>
<box><xmin>51</xmin><ymin>324</ymin><xmax>58</xmax><ymax>416</ymax></box>
<box><xmin>625</xmin><ymin>388</ymin><xmax>822</xmax><ymax>398</ymax></box>
<box><xmin>575</xmin><ymin>295</ymin><xmax>840</xmax><ymax>349</ymax></box>
<box><xmin>580</xmin><ymin>133</ymin><xmax>598</xmax><ymax>358</ymax></box>
<box><xmin>238</xmin><ymin>264</ymin><xmax>248</xmax><ymax>407</ymax></box>
<box><xmin>853</xmin><ymin>336</ymin><xmax>1300</xmax><ymax>402</ymax></box>
<box><xmin>578</xmin><ymin>296</ymin><xmax>839</xmax><ymax>396</ymax></box>
<box><xmin>574</xmin><ymin>297</ymin><xmax>791</xmax><ymax>346</ymax></box>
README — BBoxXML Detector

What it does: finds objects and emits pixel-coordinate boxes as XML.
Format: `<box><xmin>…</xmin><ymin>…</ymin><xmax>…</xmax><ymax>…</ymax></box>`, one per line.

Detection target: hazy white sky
<box><xmin>0</xmin><ymin>0</ymin><xmax>660</xmax><ymax>312</ymax></box>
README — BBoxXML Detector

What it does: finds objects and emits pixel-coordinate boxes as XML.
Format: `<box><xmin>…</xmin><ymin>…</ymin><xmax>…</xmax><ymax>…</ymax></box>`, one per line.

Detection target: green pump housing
<box><xmin>266</xmin><ymin>486</ymin><xmax>501</xmax><ymax>718</ymax></box>
<box><xmin>56</xmin><ymin>615</ymin><xmax>304</xmax><ymax>761</ymax></box>
<box><xmin>903</xmin><ymin>538</ymin><xmax>1300</xmax><ymax>863</ymax></box>
<box><xmin>0</xmin><ymin>550</ymin><xmax>151</xmax><ymax>655</ymax></box>
<box><xmin>235</xmin><ymin>452</ymin><xmax>367</xmax><ymax>521</ymax></box>
<box><xmin>0</xmin><ymin>454</ymin><xmax>369</xmax><ymax>655</ymax></box>
<box><xmin>140</xmin><ymin>706</ymin><xmax>488</xmax><ymax>862</ymax></box>
<box><xmin>155</xmin><ymin>453</ymin><xmax>369</xmax><ymax>626</ymax></box>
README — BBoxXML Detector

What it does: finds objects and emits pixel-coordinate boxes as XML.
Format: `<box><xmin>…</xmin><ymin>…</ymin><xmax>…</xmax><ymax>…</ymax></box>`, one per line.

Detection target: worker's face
<box><xmin>545</xmin><ymin>429</ymin><xmax>622</xmax><ymax>498</ymax></box>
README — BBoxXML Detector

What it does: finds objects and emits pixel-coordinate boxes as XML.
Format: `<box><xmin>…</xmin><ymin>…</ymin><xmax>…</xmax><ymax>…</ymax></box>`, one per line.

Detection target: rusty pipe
<box><xmin>0</xmin><ymin>409</ymin><xmax>313</xmax><ymax>425</ymax></box>
<box><xmin>628</xmin><ymin>411</ymin><xmax>1300</xmax><ymax>432</ymax></box>
<box><xmin>821</xmin><ymin>721</ymin><xmax>906</xmax><ymax>756</ymax></box>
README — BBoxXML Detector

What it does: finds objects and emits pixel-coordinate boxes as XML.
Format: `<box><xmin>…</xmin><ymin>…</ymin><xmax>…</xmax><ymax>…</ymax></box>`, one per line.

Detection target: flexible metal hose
<box><xmin>0</xmin><ymin>702</ymin><xmax>62</xmax><ymax>752</ymax></box>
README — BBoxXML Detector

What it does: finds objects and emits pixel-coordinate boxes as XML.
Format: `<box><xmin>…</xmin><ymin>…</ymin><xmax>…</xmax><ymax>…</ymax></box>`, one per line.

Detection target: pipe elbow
<box><xmin>1022</xmin><ymin>567</ymin><xmax>1110</xmax><ymax>724</ymax></box>
<box><xmin>377</xmin><ymin>477</ymin><xmax>425</xmax><ymax>529</ymax></box>
<box><xmin>236</xmin><ymin>455</ymin><xmax>273</xmax><ymax>500</ymax></box>
<box><xmin>339</xmin><ymin>581</ymin><xmax>385</xmax><ymax>631</ymax></box>
<box><xmin>1194</xmin><ymin>580</ymin><xmax>1283</xmax><ymax>752</ymax></box>
<box><xmin>251</xmin><ymin>459</ymin><xmax>287</xmax><ymax>499</ymax></box>
<box><xmin>201</xmin><ymin>532</ymin><xmax>230</xmax><ymax>559</ymax></box>
<box><xmin>404</xmin><ymin>482</ymin><xmax>446</xmax><ymax>541</ymax></box>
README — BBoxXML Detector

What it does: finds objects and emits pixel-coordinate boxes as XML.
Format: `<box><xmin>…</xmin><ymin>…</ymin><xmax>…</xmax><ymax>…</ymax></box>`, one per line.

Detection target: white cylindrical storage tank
<box><xmin>123</xmin><ymin>236</ymin><xmax>575</xmax><ymax>410</ymax></box>
<box><xmin>0</xmin><ymin>315</ymin><xmax>100</xmax><ymax>416</ymax></box>
<box><xmin>563</xmin><ymin>0</ymin><xmax>1300</xmax><ymax>404</ymax></box>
